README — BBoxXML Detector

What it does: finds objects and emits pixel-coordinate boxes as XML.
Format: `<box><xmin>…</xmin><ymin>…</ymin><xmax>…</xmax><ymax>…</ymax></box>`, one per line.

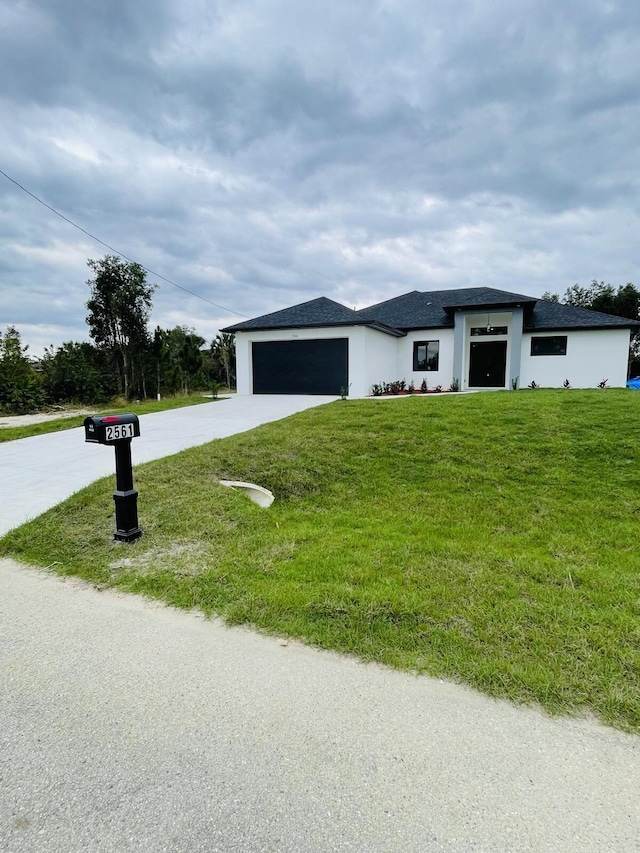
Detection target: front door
<box><xmin>469</xmin><ymin>341</ymin><xmax>507</xmax><ymax>388</ymax></box>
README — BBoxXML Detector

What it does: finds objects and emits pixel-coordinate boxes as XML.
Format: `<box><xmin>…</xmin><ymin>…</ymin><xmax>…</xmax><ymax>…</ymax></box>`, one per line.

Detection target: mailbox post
<box><xmin>84</xmin><ymin>414</ymin><xmax>142</xmax><ymax>542</ymax></box>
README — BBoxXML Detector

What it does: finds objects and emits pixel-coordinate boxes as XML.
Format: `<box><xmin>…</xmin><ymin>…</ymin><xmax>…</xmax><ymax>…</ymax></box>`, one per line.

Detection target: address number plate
<box><xmin>105</xmin><ymin>423</ymin><xmax>135</xmax><ymax>441</ymax></box>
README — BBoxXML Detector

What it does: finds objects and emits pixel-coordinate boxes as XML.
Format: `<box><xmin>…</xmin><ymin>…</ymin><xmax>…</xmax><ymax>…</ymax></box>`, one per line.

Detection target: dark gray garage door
<box><xmin>252</xmin><ymin>338</ymin><xmax>348</xmax><ymax>395</ymax></box>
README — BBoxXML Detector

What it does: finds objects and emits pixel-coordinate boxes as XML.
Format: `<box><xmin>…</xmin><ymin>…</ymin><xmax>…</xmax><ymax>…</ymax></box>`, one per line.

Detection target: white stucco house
<box><xmin>223</xmin><ymin>287</ymin><xmax>639</xmax><ymax>397</ymax></box>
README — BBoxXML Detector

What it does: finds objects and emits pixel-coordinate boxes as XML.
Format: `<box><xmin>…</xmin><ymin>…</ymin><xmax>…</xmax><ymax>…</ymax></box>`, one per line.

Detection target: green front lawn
<box><xmin>0</xmin><ymin>393</ymin><xmax>219</xmax><ymax>443</ymax></box>
<box><xmin>2</xmin><ymin>390</ymin><xmax>639</xmax><ymax>731</ymax></box>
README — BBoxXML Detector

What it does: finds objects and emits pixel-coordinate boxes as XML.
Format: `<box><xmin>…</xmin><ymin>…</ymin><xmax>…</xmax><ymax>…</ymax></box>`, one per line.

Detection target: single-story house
<box><xmin>222</xmin><ymin>287</ymin><xmax>639</xmax><ymax>397</ymax></box>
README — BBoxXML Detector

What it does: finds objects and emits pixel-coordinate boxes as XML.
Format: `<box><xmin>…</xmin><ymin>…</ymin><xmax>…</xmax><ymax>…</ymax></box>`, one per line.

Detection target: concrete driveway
<box><xmin>0</xmin><ymin>395</ymin><xmax>336</xmax><ymax>536</ymax></box>
<box><xmin>1</xmin><ymin>393</ymin><xmax>639</xmax><ymax>851</ymax></box>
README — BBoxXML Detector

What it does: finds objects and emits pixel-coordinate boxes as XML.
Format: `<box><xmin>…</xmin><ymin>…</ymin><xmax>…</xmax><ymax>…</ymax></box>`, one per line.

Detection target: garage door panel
<box><xmin>252</xmin><ymin>339</ymin><xmax>348</xmax><ymax>395</ymax></box>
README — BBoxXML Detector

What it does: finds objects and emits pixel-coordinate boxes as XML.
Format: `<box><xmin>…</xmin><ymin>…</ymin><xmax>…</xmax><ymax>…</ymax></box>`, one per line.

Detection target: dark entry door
<box><xmin>252</xmin><ymin>338</ymin><xmax>348</xmax><ymax>394</ymax></box>
<box><xmin>469</xmin><ymin>341</ymin><xmax>507</xmax><ymax>388</ymax></box>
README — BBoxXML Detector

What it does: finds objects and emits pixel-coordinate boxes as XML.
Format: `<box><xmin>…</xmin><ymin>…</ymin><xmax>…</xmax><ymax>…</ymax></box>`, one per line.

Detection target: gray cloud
<box><xmin>2</xmin><ymin>0</ymin><xmax>640</xmax><ymax>355</ymax></box>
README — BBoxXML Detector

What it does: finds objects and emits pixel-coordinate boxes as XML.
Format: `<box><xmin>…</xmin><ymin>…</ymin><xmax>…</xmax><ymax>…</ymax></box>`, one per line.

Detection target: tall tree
<box><xmin>153</xmin><ymin>326</ymin><xmax>205</xmax><ymax>396</ymax></box>
<box><xmin>85</xmin><ymin>255</ymin><xmax>156</xmax><ymax>398</ymax></box>
<box><xmin>209</xmin><ymin>332</ymin><xmax>236</xmax><ymax>389</ymax></box>
<box><xmin>562</xmin><ymin>280</ymin><xmax>640</xmax><ymax>320</ymax></box>
<box><xmin>0</xmin><ymin>326</ymin><xmax>44</xmax><ymax>413</ymax></box>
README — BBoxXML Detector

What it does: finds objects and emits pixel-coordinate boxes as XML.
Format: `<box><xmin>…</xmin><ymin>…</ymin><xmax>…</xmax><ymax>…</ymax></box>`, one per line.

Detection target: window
<box><xmin>413</xmin><ymin>340</ymin><xmax>439</xmax><ymax>371</ymax></box>
<box><xmin>531</xmin><ymin>336</ymin><xmax>567</xmax><ymax>356</ymax></box>
<box><xmin>470</xmin><ymin>325</ymin><xmax>508</xmax><ymax>336</ymax></box>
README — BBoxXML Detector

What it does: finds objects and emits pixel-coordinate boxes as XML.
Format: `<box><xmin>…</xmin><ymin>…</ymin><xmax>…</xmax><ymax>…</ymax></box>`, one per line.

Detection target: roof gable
<box><xmin>223</xmin><ymin>297</ymin><xmax>363</xmax><ymax>332</ymax></box>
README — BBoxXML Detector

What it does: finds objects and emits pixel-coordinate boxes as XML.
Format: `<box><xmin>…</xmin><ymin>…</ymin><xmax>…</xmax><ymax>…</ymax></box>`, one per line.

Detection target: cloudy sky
<box><xmin>1</xmin><ymin>0</ymin><xmax>639</xmax><ymax>355</ymax></box>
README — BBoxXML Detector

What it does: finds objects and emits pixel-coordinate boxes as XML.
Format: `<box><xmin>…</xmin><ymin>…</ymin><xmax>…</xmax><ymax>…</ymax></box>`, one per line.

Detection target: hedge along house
<box><xmin>223</xmin><ymin>287</ymin><xmax>639</xmax><ymax>397</ymax></box>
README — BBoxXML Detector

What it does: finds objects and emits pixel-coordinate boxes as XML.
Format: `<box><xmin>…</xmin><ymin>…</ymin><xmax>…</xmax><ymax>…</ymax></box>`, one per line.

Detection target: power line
<box><xmin>0</xmin><ymin>168</ymin><xmax>247</xmax><ymax>318</ymax></box>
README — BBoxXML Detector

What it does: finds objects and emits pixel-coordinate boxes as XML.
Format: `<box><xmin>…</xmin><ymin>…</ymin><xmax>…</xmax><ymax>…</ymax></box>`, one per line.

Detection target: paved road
<box><xmin>1</xmin><ymin>560</ymin><xmax>639</xmax><ymax>853</ymax></box>
<box><xmin>0</xmin><ymin>395</ymin><xmax>336</xmax><ymax>536</ymax></box>
<box><xmin>1</xmin><ymin>395</ymin><xmax>639</xmax><ymax>851</ymax></box>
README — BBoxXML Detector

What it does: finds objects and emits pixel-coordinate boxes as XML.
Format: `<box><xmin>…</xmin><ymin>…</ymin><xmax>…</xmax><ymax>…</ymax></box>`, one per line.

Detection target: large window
<box><xmin>413</xmin><ymin>340</ymin><xmax>439</xmax><ymax>371</ymax></box>
<box><xmin>531</xmin><ymin>335</ymin><xmax>567</xmax><ymax>356</ymax></box>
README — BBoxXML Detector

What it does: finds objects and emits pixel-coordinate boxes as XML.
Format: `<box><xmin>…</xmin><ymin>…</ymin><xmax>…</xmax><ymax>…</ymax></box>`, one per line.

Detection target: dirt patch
<box><xmin>109</xmin><ymin>542</ymin><xmax>209</xmax><ymax>577</ymax></box>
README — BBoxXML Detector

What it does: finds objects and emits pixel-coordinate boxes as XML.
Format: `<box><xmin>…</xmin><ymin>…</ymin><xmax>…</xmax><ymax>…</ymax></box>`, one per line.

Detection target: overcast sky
<box><xmin>2</xmin><ymin>0</ymin><xmax>639</xmax><ymax>356</ymax></box>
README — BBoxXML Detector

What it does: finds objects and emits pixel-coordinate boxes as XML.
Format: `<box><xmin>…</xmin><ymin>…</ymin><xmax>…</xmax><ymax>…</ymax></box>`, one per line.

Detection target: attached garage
<box><xmin>252</xmin><ymin>338</ymin><xmax>348</xmax><ymax>395</ymax></box>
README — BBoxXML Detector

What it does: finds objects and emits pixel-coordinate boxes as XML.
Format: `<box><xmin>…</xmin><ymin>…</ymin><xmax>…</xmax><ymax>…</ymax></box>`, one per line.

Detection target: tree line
<box><xmin>0</xmin><ymin>255</ymin><xmax>236</xmax><ymax>414</ymax></box>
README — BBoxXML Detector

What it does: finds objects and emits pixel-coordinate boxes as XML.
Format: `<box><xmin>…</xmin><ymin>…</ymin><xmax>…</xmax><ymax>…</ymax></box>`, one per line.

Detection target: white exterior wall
<box><xmin>234</xmin><ymin>324</ymin><xmax>632</xmax><ymax>395</ymax></box>
<box><xmin>234</xmin><ymin>331</ymin><xmax>253</xmax><ymax>395</ymax></box>
<box><xmin>363</xmin><ymin>327</ymin><xmax>402</xmax><ymax>394</ymax></box>
<box><xmin>519</xmin><ymin>328</ymin><xmax>631</xmax><ymax>388</ymax></box>
<box><xmin>397</xmin><ymin>329</ymin><xmax>455</xmax><ymax>389</ymax></box>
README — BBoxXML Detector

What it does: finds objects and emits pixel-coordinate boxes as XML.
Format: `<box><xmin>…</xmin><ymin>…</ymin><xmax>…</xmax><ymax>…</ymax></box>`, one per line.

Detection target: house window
<box><xmin>531</xmin><ymin>336</ymin><xmax>568</xmax><ymax>356</ymax></box>
<box><xmin>470</xmin><ymin>326</ymin><xmax>508</xmax><ymax>336</ymax></box>
<box><xmin>413</xmin><ymin>340</ymin><xmax>439</xmax><ymax>371</ymax></box>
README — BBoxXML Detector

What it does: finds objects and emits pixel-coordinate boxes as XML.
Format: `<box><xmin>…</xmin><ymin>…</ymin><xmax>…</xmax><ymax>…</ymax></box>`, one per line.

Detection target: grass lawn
<box><xmin>1</xmin><ymin>390</ymin><xmax>639</xmax><ymax>732</ymax></box>
<box><xmin>0</xmin><ymin>393</ymin><xmax>219</xmax><ymax>443</ymax></box>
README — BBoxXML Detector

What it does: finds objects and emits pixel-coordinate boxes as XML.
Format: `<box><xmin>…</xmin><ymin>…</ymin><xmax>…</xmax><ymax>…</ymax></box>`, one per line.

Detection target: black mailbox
<box><xmin>84</xmin><ymin>413</ymin><xmax>142</xmax><ymax>542</ymax></box>
<box><xmin>84</xmin><ymin>413</ymin><xmax>140</xmax><ymax>445</ymax></box>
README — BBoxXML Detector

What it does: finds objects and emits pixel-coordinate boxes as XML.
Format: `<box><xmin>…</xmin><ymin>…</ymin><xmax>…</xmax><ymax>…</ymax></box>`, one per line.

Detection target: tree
<box><xmin>209</xmin><ymin>332</ymin><xmax>236</xmax><ymax>389</ymax></box>
<box><xmin>562</xmin><ymin>280</ymin><xmax>640</xmax><ymax>320</ymax></box>
<box><xmin>85</xmin><ymin>255</ymin><xmax>156</xmax><ymax>398</ymax></box>
<box><xmin>40</xmin><ymin>341</ymin><xmax>113</xmax><ymax>404</ymax></box>
<box><xmin>0</xmin><ymin>326</ymin><xmax>44</xmax><ymax>413</ymax></box>
<box><xmin>152</xmin><ymin>326</ymin><xmax>205</xmax><ymax>397</ymax></box>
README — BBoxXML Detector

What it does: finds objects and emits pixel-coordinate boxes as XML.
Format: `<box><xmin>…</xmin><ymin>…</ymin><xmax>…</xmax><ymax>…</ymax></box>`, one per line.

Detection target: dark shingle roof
<box><xmin>222</xmin><ymin>296</ymin><xmax>403</xmax><ymax>336</ymax></box>
<box><xmin>357</xmin><ymin>287</ymin><xmax>536</xmax><ymax>329</ymax></box>
<box><xmin>525</xmin><ymin>299</ymin><xmax>640</xmax><ymax>331</ymax></box>
<box><xmin>441</xmin><ymin>287</ymin><xmax>537</xmax><ymax>310</ymax></box>
<box><xmin>224</xmin><ymin>289</ymin><xmax>640</xmax><ymax>335</ymax></box>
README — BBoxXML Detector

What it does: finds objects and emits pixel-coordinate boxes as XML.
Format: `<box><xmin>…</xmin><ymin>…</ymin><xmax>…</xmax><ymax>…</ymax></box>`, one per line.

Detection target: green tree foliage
<box><xmin>0</xmin><ymin>326</ymin><xmax>44</xmax><ymax>414</ymax></box>
<box><xmin>86</xmin><ymin>255</ymin><xmax>156</xmax><ymax>398</ymax></box>
<box><xmin>153</xmin><ymin>326</ymin><xmax>205</xmax><ymax>396</ymax></box>
<box><xmin>40</xmin><ymin>341</ymin><xmax>114</xmax><ymax>404</ymax></box>
<box><xmin>549</xmin><ymin>280</ymin><xmax>640</xmax><ymax>319</ymax></box>
<box><xmin>208</xmin><ymin>332</ymin><xmax>236</xmax><ymax>389</ymax></box>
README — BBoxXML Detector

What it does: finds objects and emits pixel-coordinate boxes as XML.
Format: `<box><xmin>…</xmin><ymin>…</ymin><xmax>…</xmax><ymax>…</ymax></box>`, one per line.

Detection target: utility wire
<box><xmin>0</xmin><ymin>167</ymin><xmax>247</xmax><ymax>318</ymax></box>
